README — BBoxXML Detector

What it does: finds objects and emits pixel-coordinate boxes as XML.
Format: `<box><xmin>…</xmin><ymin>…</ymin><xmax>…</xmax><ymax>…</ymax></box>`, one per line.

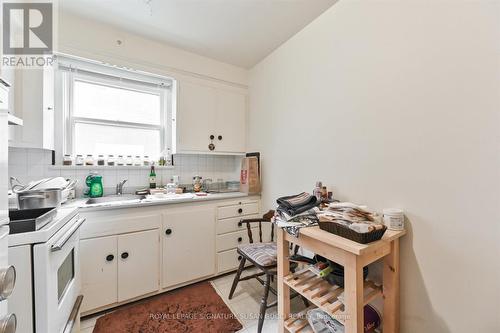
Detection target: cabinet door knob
<box><xmin>47</xmin><ymin>107</ymin><xmax>53</xmax><ymax>110</ymax></box>
<box><xmin>208</xmin><ymin>143</ymin><xmax>215</xmax><ymax>151</ymax></box>
<box><xmin>121</xmin><ymin>252</ymin><xmax>129</xmax><ymax>259</ymax></box>
<box><xmin>218</xmin><ymin>135</ymin><xmax>222</xmax><ymax>140</ymax></box>
<box><xmin>165</xmin><ymin>228</ymin><xmax>172</xmax><ymax>235</ymax></box>
<box><xmin>237</xmin><ymin>255</ymin><xmax>242</xmax><ymax>261</ymax></box>
<box><xmin>238</xmin><ymin>221</ymin><xmax>243</xmax><ymax>227</ymax></box>
<box><xmin>238</xmin><ymin>208</ymin><xmax>243</xmax><ymax>214</ymax></box>
<box><xmin>106</xmin><ymin>254</ymin><xmax>114</xmax><ymax>262</ymax></box>
<box><xmin>0</xmin><ymin>266</ymin><xmax>16</xmax><ymax>301</ymax></box>
<box><xmin>237</xmin><ymin>237</ymin><xmax>243</xmax><ymax>242</ymax></box>
<box><xmin>209</xmin><ymin>135</ymin><xmax>215</xmax><ymax>140</ymax></box>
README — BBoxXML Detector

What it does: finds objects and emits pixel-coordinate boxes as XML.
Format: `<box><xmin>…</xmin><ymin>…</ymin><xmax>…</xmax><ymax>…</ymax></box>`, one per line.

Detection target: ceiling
<box><xmin>60</xmin><ymin>0</ymin><xmax>337</xmax><ymax>68</ymax></box>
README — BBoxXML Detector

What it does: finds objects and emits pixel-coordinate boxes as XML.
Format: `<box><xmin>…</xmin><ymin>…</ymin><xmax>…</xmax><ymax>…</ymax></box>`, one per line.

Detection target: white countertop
<box><xmin>65</xmin><ymin>192</ymin><xmax>252</xmax><ymax>212</ymax></box>
<box><xmin>8</xmin><ymin>206</ymin><xmax>79</xmax><ymax>247</ymax></box>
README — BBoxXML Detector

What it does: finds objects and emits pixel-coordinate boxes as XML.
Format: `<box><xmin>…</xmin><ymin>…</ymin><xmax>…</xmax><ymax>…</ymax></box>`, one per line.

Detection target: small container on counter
<box><xmin>63</xmin><ymin>154</ymin><xmax>73</xmax><ymax>166</ymax></box>
<box><xmin>383</xmin><ymin>208</ymin><xmax>405</xmax><ymax>231</ymax></box>
<box><xmin>126</xmin><ymin>155</ymin><xmax>133</xmax><ymax>166</ymax></box>
<box><xmin>116</xmin><ymin>155</ymin><xmax>125</xmax><ymax>166</ymax></box>
<box><xmin>107</xmin><ymin>155</ymin><xmax>115</xmax><ymax>166</ymax></box>
<box><xmin>143</xmin><ymin>156</ymin><xmax>150</xmax><ymax>166</ymax></box>
<box><xmin>75</xmin><ymin>155</ymin><xmax>84</xmax><ymax>166</ymax></box>
<box><xmin>97</xmin><ymin>155</ymin><xmax>106</xmax><ymax>166</ymax></box>
<box><xmin>134</xmin><ymin>155</ymin><xmax>142</xmax><ymax>166</ymax></box>
<box><xmin>85</xmin><ymin>155</ymin><xmax>94</xmax><ymax>166</ymax></box>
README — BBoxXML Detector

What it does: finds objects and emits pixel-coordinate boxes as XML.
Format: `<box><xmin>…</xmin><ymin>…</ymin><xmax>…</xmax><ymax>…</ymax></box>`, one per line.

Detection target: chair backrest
<box><xmin>242</xmin><ymin>210</ymin><xmax>275</xmax><ymax>244</ymax></box>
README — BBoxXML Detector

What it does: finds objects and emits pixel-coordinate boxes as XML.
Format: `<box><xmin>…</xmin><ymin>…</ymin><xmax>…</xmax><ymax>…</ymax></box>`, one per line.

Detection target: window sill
<box><xmin>49</xmin><ymin>165</ymin><xmax>175</xmax><ymax>170</ymax></box>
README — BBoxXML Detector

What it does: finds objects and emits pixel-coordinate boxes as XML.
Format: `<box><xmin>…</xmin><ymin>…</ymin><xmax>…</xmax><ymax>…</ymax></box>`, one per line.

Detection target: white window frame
<box><xmin>55</xmin><ymin>55</ymin><xmax>174</xmax><ymax>164</ymax></box>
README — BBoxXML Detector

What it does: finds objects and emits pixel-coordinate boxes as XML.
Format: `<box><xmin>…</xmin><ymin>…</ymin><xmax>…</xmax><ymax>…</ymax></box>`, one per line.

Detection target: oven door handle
<box><xmin>63</xmin><ymin>295</ymin><xmax>84</xmax><ymax>333</ymax></box>
<box><xmin>51</xmin><ymin>218</ymin><xmax>86</xmax><ymax>252</ymax></box>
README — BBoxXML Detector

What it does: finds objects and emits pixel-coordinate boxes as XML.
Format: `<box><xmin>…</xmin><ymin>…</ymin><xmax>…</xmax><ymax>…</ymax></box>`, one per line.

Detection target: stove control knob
<box><xmin>0</xmin><ymin>266</ymin><xmax>15</xmax><ymax>301</ymax></box>
<box><xmin>0</xmin><ymin>313</ymin><xmax>16</xmax><ymax>333</ymax></box>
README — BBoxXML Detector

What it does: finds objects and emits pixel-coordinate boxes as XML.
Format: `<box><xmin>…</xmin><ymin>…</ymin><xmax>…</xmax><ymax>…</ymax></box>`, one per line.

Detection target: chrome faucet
<box><xmin>116</xmin><ymin>179</ymin><xmax>128</xmax><ymax>195</ymax></box>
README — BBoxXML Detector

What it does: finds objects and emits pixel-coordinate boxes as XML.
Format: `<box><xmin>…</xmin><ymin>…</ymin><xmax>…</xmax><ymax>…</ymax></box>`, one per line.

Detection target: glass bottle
<box><xmin>149</xmin><ymin>165</ymin><xmax>157</xmax><ymax>189</ymax></box>
<box><xmin>143</xmin><ymin>156</ymin><xmax>150</xmax><ymax>166</ymax></box>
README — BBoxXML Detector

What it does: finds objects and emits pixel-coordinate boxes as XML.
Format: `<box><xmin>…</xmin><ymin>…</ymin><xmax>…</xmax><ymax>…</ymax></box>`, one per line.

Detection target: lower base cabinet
<box><xmin>80</xmin><ymin>235</ymin><xmax>118</xmax><ymax>312</ymax></box>
<box><xmin>118</xmin><ymin>229</ymin><xmax>160</xmax><ymax>302</ymax></box>
<box><xmin>162</xmin><ymin>207</ymin><xmax>216</xmax><ymax>288</ymax></box>
<box><xmin>80</xmin><ymin>229</ymin><xmax>160</xmax><ymax>312</ymax></box>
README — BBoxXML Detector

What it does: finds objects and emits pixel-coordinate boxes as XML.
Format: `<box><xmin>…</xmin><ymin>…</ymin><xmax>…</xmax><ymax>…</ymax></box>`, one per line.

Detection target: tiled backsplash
<box><xmin>8</xmin><ymin>148</ymin><xmax>242</xmax><ymax>197</ymax></box>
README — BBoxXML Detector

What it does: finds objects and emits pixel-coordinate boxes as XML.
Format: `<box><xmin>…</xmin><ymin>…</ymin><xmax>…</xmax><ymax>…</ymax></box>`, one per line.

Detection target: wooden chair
<box><xmin>228</xmin><ymin>210</ymin><xmax>307</xmax><ymax>333</ymax></box>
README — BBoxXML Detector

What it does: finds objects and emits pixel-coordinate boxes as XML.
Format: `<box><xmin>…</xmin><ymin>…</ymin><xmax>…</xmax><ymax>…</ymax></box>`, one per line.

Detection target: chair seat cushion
<box><xmin>238</xmin><ymin>242</ymin><xmax>277</xmax><ymax>267</ymax></box>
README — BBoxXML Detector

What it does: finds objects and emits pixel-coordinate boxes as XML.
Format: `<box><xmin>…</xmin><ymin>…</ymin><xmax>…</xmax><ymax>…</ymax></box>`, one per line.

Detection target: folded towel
<box><xmin>274</xmin><ymin>207</ymin><xmax>320</xmax><ymax>237</ymax></box>
<box><xmin>276</xmin><ymin>192</ymin><xmax>318</xmax><ymax>216</ymax></box>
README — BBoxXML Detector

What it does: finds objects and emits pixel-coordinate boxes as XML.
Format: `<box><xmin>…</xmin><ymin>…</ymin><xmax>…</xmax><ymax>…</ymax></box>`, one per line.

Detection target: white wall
<box><xmin>58</xmin><ymin>11</ymin><xmax>248</xmax><ymax>86</ymax></box>
<box><xmin>248</xmin><ymin>1</ymin><xmax>500</xmax><ymax>332</ymax></box>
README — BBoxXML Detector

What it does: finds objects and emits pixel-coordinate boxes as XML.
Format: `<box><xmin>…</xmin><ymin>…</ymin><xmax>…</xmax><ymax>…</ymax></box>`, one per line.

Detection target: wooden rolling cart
<box><xmin>277</xmin><ymin>226</ymin><xmax>405</xmax><ymax>333</ymax></box>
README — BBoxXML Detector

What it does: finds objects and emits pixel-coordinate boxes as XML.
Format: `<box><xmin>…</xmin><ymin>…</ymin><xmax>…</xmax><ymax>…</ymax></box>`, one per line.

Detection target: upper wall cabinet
<box><xmin>176</xmin><ymin>80</ymin><xmax>246</xmax><ymax>154</ymax></box>
<box><xmin>9</xmin><ymin>66</ymin><xmax>55</xmax><ymax>150</ymax></box>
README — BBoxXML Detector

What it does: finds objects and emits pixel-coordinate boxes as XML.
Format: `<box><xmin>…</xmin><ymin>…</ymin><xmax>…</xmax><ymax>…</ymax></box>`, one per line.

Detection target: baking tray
<box><xmin>8</xmin><ymin>207</ymin><xmax>57</xmax><ymax>234</ymax></box>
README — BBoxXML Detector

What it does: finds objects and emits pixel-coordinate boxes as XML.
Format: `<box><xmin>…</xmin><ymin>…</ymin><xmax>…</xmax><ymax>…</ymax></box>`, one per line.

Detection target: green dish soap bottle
<box><xmin>85</xmin><ymin>172</ymin><xmax>104</xmax><ymax>198</ymax></box>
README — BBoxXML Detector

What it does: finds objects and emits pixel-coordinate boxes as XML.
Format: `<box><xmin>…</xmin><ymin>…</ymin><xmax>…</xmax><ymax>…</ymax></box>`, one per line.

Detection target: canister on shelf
<box><xmin>383</xmin><ymin>208</ymin><xmax>405</xmax><ymax>230</ymax></box>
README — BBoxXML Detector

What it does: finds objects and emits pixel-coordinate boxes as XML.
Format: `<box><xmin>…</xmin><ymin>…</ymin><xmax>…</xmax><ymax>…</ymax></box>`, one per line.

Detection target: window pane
<box><xmin>74</xmin><ymin>80</ymin><xmax>161</xmax><ymax>125</ymax></box>
<box><xmin>74</xmin><ymin>122</ymin><xmax>161</xmax><ymax>158</ymax></box>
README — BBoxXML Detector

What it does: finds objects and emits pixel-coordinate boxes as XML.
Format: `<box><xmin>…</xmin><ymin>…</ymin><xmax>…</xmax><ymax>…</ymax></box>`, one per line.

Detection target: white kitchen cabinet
<box><xmin>117</xmin><ymin>229</ymin><xmax>159</xmax><ymax>302</ymax></box>
<box><xmin>215</xmin><ymin>88</ymin><xmax>246</xmax><ymax>153</ymax></box>
<box><xmin>176</xmin><ymin>79</ymin><xmax>246</xmax><ymax>154</ymax></box>
<box><xmin>80</xmin><ymin>235</ymin><xmax>118</xmax><ymax>313</ymax></box>
<box><xmin>177</xmin><ymin>81</ymin><xmax>217</xmax><ymax>152</ymax></box>
<box><xmin>80</xmin><ymin>230</ymin><xmax>160</xmax><ymax>312</ymax></box>
<box><xmin>9</xmin><ymin>65</ymin><xmax>55</xmax><ymax>149</ymax></box>
<box><xmin>162</xmin><ymin>207</ymin><xmax>216</xmax><ymax>288</ymax></box>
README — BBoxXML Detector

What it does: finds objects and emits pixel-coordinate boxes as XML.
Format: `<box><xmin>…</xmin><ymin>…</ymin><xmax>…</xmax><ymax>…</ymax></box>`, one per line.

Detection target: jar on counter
<box><xmin>116</xmin><ymin>155</ymin><xmax>125</xmax><ymax>166</ymax></box>
<box><xmin>97</xmin><ymin>155</ymin><xmax>106</xmax><ymax>166</ymax></box>
<box><xmin>85</xmin><ymin>155</ymin><xmax>94</xmax><ymax>166</ymax></box>
<box><xmin>193</xmin><ymin>175</ymin><xmax>202</xmax><ymax>192</ymax></box>
<box><xmin>107</xmin><ymin>155</ymin><xmax>115</xmax><ymax>166</ymax></box>
<box><xmin>126</xmin><ymin>155</ymin><xmax>133</xmax><ymax>166</ymax></box>
<box><xmin>134</xmin><ymin>155</ymin><xmax>142</xmax><ymax>166</ymax></box>
<box><xmin>143</xmin><ymin>156</ymin><xmax>150</xmax><ymax>166</ymax></box>
<box><xmin>63</xmin><ymin>154</ymin><xmax>73</xmax><ymax>166</ymax></box>
<box><xmin>75</xmin><ymin>155</ymin><xmax>84</xmax><ymax>166</ymax></box>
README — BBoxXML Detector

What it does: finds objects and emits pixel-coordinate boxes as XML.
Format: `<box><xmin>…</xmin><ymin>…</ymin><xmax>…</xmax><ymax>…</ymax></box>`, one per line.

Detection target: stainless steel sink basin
<box><xmin>85</xmin><ymin>195</ymin><xmax>146</xmax><ymax>205</ymax></box>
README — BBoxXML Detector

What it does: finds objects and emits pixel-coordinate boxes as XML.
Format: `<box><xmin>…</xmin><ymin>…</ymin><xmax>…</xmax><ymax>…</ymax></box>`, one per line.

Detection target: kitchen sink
<box><xmin>85</xmin><ymin>194</ymin><xmax>146</xmax><ymax>205</ymax></box>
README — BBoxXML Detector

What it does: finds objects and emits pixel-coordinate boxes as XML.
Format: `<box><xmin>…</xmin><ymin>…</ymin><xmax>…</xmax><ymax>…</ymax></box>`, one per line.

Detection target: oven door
<box><xmin>33</xmin><ymin>215</ymin><xmax>85</xmax><ymax>333</ymax></box>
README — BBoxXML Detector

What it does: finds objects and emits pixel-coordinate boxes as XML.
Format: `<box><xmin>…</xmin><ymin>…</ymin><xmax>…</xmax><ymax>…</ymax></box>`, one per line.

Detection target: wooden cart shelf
<box><xmin>284</xmin><ymin>306</ymin><xmax>316</xmax><ymax>333</ymax></box>
<box><xmin>277</xmin><ymin>226</ymin><xmax>405</xmax><ymax>333</ymax></box>
<box><xmin>284</xmin><ymin>269</ymin><xmax>383</xmax><ymax>322</ymax></box>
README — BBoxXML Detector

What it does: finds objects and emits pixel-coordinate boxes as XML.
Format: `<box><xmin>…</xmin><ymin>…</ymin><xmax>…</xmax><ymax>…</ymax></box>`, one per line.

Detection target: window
<box><xmin>57</xmin><ymin>56</ymin><xmax>174</xmax><ymax>161</ymax></box>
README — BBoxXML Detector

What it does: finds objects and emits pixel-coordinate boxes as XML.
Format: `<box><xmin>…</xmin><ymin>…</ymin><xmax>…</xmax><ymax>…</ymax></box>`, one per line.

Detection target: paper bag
<box><xmin>240</xmin><ymin>157</ymin><xmax>260</xmax><ymax>194</ymax></box>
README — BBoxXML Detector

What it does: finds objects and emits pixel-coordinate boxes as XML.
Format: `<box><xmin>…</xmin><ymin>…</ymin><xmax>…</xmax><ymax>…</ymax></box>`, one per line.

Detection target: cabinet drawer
<box><xmin>216</xmin><ymin>214</ymin><xmax>260</xmax><ymax>235</ymax></box>
<box><xmin>218</xmin><ymin>201</ymin><xmax>259</xmax><ymax>219</ymax></box>
<box><xmin>217</xmin><ymin>248</ymin><xmax>248</xmax><ymax>273</ymax></box>
<box><xmin>216</xmin><ymin>229</ymin><xmax>254</xmax><ymax>252</ymax></box>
